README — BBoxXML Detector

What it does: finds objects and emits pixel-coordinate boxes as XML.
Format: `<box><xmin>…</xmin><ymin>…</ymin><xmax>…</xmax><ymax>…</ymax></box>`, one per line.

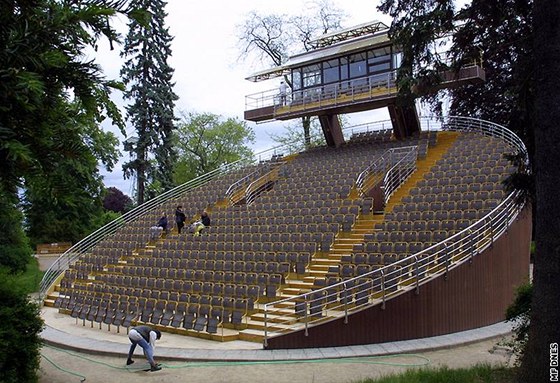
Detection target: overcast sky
<box><xmin>96</xmin><ymin>0</ymin><xmax>393</xmax><ymax>195</ymax></box>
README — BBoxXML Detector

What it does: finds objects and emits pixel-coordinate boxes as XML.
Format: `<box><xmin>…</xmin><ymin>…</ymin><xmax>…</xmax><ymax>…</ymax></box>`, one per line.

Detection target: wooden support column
<box><xmin>388</xmin><ymin>103</ymin><xmax>420</xmax><ymax>140</ymax></box>
<box><xmin>319</xmin><ymin>114</ymin><xmax>345</xmax><ymax>147</ymax></box>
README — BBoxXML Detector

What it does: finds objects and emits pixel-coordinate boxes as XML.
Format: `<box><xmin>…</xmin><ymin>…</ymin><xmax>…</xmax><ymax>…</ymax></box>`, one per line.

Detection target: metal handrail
<box><xmin>245</xmin><ymin>71</ymin><xmax>398</xmax><ymax>112</ymax></box>
<box><xmin>382</xmin><ymin>146</ymin><xmax>419</xmax><ymax>204</ymax></box>
<box><xmin>356</xmin><ymin>145</ymin><xmax>418</xmax><ymax>196</ymax></box>
<box><xmin>38</xmin><ymin>120</ymin><xmax>410</xmax><ymax>301</ymax></box>
<box><xmin>262</xmin><ymin>115</ymin><xmax>529</xmax><ymax>345</ymax></box>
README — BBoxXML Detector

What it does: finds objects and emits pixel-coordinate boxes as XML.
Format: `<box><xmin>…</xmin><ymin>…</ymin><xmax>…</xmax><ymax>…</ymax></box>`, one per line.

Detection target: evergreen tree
<box><xmin>121</xmin><ymin>0</ymin><xmax>178</xmax><ymax>204</ymax></box>
<box><xmin>378</xmin><ymin>1</ymin><xmax>560</xmax><ymax>381</ymax></box>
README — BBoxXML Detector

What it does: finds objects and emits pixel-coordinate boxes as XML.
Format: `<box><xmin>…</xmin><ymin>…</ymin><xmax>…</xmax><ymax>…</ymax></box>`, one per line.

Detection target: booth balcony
<box><xmin>244</xmin><ymin>65</ymin><xmax>485</xmax><ymax>123</ymax></box>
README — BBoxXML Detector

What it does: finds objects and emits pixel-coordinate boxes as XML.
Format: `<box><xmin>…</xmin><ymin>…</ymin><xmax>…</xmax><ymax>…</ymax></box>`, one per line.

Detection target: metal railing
<box><xmin>262</xmin><ymin>115</ymin><xmax>529</xmax><ymax>347</ymax></box>
<box><xmin>38</xmin><ymin>119</ymin><xmax>423</xmax><ymax>302</ymax></box>
<box><xmin>356</xmin><ymin>145</ymin><xmax>418</xmax><ymax>199</ymax></box>
<box><xmin>39</xmin><ymin>147</ymin><xmax>285</xmax><ymax>301</ymax></box>
<box><xmin>245</xmin><ymin>71</ymin><xmax>397</xmax><ymax>113</ymax></box>
<box><xmin>225</xmin><ymin>159</ymin><xmax>282</xmax><ymax>206</ymax></box>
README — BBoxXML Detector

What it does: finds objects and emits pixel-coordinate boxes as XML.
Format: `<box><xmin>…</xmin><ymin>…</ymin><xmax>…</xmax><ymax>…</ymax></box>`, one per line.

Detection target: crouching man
<box><xmin>126</xmin><ymin>325</ymin><xmax>162</xmax><ymax>371</ymax></box>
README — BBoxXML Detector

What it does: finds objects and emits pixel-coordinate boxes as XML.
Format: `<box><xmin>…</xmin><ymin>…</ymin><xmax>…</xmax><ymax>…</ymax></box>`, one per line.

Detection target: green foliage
<box><xmin>103</xmin><ymin>187</ymin><xmax>133</xmax><ymax>213</ymax></box>
<box><xmin>270</xmin><ymin>118</ymin><xmax>326</xmax><ymax>152</ymax></box>
<box><xmin>18</xmin><ymin>258</ymin><xmax>44</xmax><ymax>294</ymax></box>
<box><xmin>22</xmin><ymin>124</ymin><xmax>109</xmax><ymax>246</ymax></box>
<box><xmin>0</xmin><ymin>270</ymin><xmax>44</xmax><ymax>383</ymax></box>
<box><xmin>1</xmin><ymin>0</ymin><xmax>129</xmax><ymax>267</ymax></box>
<box><xmin>0</xmin><ymin>0</ymin><xmax>127</xmax><ymax>195</ymax></box>
<box><xmin>0</xmin><ymin>186</ymin><xmax>33</xmax><ymax>274</ymax></box>
<box><xmin>173</xmin><ymin>112</ymin><xmax>255</xmax><ymax>184</ymax></box>
<box><xmin>120</xmin><ymin>0</ymin><xmax>178</xmax><ymax>204</ymax></box>
<box><xmin>503</xmin><ymin>282</ymin><xmax>532</xmax><ymax>366</ymax></box>
<box><xmin>355</xmin><ymin>364</ymin><xmax>514</xmax><ymax>383</ymax></box>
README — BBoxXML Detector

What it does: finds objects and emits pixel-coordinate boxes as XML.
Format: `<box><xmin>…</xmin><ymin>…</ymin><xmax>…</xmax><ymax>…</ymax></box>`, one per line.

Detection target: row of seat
<box><xmin>149</xmin><ymin>249</ymin><xmax>312</xmax><ymax>266</ymax></box>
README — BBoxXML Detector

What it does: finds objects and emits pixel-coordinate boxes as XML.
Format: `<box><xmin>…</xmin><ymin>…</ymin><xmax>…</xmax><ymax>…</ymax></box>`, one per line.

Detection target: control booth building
<box><xmin>243</xmin><ymin>20</ymin><xmax>485</xmax><ymax>146</ymax></box>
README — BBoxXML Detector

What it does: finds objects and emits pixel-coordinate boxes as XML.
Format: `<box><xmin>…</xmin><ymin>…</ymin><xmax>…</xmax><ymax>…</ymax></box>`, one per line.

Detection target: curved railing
<box><xmin>38</xmin><ymin>120</ymin><xmax>409</xmax><ymax>301</ymax></box>
<box><xmin>38</xmin><ymin>147</ymin><xmax>285</xmax><ymax>301</ymax></box>
<box><xmin>262</xmin><ymin>115</ymin><xmax>529</xmax><ymax>346</ymax></box>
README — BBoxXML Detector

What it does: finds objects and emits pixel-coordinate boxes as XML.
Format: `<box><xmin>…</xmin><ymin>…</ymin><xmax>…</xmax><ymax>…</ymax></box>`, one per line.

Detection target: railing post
<box><xmin>263</xmin><ymin>304</ymin><xmax>268</xmax><ymax>348</ymax></box>
<box><xmin>304</xmin><ymin>294</ymin><xmax>309</xmax><ymax>336</ymax></box>
<box><xmin>343</xmin><ymin>282</ymin><xmax>349</xmax><ymax>324</ymax></box>
<box><xmin>380</xmin><ymin>269</ymin><xmax>386</xmax><ymax>310</ymax></box>
<box><xmin>444</xmin><ymin>243</ymin><xmax>450</xmax><ymax>281</ymax></box>
<box><xmin>468</xmin><ymin>228</ymin><xmax>475</xmax><ymax>264</ymax></box>
<box><xmin>414</xmin><ymin>256</ymin><xmax>419</xmax><ymax>295</ymax></box>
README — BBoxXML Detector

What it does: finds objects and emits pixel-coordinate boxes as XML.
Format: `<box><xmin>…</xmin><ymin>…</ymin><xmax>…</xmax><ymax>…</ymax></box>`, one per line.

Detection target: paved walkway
<box><xmin>39</xmin><ymin>305</ymin><xmax>515</xmax><ymax>383</ymax></box>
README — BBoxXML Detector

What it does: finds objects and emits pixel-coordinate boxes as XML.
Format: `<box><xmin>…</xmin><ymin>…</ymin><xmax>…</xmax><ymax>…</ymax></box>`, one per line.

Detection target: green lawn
<box><xmin>20</xmin><ymin>257</ymin><xmax>45</xmax><ymax>293</ymax></box>
<box><xmin>355</xmin><ymin>364</ymin><xmax>515</xmax><ymax>383</ymax></box>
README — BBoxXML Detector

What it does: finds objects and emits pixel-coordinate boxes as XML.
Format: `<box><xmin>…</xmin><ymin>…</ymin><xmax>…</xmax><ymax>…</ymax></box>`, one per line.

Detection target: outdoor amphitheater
<box><xmin>38</xmin><ymin>21</ymin><xmax>531</xmax><ymax>365</ymax></box>
<box><xmin>40</xmin><ymin>115</ymin><xmax>531</xmax><ymax>350</ymax></box>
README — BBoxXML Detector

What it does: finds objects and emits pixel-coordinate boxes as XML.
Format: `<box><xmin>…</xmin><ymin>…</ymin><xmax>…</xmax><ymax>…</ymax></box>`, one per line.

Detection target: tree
<box><xmin>121</xmin><ymin>0</ymin><xmax>178</xmax><ymax>205</ymax></box>
<box><xmin>447</xmin><ymin>0</ymin><xmax>535</xmax><ymax>157</ymax></box>
<box><xmin>0</xmin><ymin>271</ymin><xmax>44</xmax><ymax>383</ymax></box>
<box><xmin>173</xmin><ymin>112</ymin><xmax>255</xmax><ymax>184</ymax></box>
<box><xmin>237</xmin><ymin>0</ymin><xmax>345</xmax><ymax>147</ymax></box>
<box><xmin>0</xmin><ymin>0</ymin><xmax>131</xmax><ymax>268</ymax></box>
<box><xmin>103</xmin><ymin>187</ymin><xmax>133</xmax><ymax>213</ymax></box>
<box><xmin>517</xmin><ymin>0</ymin><xmax>560</xmax><ymax>381</ymax></box>
<box><xmin>377</xmin><ymin>1</ymin><xmax>560</xmax><ymax>381</ymax></box>
<box><xmin>0</xmin><ymin>185</ymin><xmax>32</xmax><ymax>274</ymax></box>
<box><xmin>22</xmin><ymin>101</ymin><xmax>121</xmax><ymax>247</ymax></box>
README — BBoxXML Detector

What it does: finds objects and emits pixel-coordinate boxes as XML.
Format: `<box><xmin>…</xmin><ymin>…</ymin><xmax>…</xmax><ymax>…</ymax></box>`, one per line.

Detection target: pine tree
<box><xmin>121</xmin><ymin>0</ymin><xmax>178</xmax><ymax>204</ymax></box>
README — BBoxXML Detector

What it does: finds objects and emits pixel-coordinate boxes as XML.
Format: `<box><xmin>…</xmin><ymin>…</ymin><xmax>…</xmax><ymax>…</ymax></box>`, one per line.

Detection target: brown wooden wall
<box><xmin>265</xmin><ymin>207</ymin><xmax>532</xmax><ymax>349</ymax></box>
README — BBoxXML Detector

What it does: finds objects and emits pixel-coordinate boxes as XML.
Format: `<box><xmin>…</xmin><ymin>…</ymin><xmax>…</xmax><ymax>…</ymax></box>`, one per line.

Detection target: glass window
<box><xmin>291</xmin><ymin>69</ymin><xmax>302</xmax><ymax>91</ymax></box>
<box><xmin>323</xmin><ymin>59</ymin><xmax>339</xmax><ymax>84</ymax></box>
<box><xmin>349</xmin><ymin>52</ymin><xmax>367</xmax><ymax>78</ymax></box>
<box><xmin>393</xmin><ymin>52</ymin><xmax>402</xmax><ymax>70</ymax></box>
<box><xmin>302</xmin><ymin>64</ymin><xmax>321</xmax><ymax>88</ymax></box>
<box><xmin>367</xmin><ymin>47</ymin><xmax>392</xmax><ymax>74</ymax></box>
<box><xmin>340</xmin><ymin>57</ymin><xmax>349</xmax><ymax>80</ymax></box>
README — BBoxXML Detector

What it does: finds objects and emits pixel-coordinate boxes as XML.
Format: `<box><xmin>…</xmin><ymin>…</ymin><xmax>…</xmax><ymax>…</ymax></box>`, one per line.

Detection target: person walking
<box><xmin>175</xmin><ymin>205</ymin><xmax>186</xmax><ymax>234</ymax></box>
<box><xmin>126</xmin><ymin>325</ymin><xmax>162</xmax><ymax>371</ymax></box>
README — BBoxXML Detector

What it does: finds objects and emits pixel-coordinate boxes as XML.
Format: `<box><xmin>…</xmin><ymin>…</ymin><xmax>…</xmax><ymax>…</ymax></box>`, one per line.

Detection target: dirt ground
<box><xmin>38</xmin><ymin>337</ymin><xmax>514</xmax><ymax>383</ymax></box>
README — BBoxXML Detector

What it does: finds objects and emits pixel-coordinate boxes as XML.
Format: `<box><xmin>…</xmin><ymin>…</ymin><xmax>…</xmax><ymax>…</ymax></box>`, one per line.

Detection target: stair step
<box><xmin>238</xmin><ymin>328</ymin><xmax>266</xmax><ymax>343</ymax></box>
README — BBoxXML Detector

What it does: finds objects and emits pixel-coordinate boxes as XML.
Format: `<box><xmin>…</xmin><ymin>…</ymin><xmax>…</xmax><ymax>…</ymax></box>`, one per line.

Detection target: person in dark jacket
<box><xmin>175</xmin><ymin>205</ymin><xmax>186</xmax><ymax>234</ymax></box>
<box><xmin>157</xmin><ymin>212</ymin><xmax>168</xmax><ymax>232</ymax></box>
<box><xmin>126</xmin><ymin>325</ymin><xmax>162</xmax><ymax>371</ymax></box>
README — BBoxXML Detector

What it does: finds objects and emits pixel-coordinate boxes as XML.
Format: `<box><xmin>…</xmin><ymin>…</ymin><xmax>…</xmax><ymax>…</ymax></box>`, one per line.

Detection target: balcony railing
<box><xmin>245</xmin><ymin>71</ymin><xmax>398</xmax><ymax>117</ymax></box>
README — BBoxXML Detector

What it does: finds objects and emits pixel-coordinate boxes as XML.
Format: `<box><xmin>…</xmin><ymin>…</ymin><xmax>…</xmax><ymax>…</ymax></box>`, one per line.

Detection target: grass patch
<box><xmin>354</xmin><ymin>364</ymin><xmax>516</xmax><ymax>383</ymax></box>
<box><xmin>19</xmin><ymin>257</ymin><xmax>45</xmax><ymax>293</ymax></box>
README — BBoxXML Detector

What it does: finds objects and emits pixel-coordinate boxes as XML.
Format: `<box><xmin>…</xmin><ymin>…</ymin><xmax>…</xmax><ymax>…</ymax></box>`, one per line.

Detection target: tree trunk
<box><xmin>302</xmin><ymin>116</ymin><xmax>311</xmax><ymax>148</ymax></box>
<box><xmin>517</xmin><ymin>1</ymin><xmax>560</xmax><ymax>382</ymax></box>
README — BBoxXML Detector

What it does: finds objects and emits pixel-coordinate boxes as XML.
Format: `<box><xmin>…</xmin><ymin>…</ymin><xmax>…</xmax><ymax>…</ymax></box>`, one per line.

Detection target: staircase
<box><xmin>237</xmin><ymin>131</ymin><xmax>460</xmax><ymax>343</ymax></box>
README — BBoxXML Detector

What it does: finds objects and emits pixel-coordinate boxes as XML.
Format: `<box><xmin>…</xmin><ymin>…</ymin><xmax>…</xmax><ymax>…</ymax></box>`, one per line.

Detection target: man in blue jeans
<box><xmin>126</xmin><ymin>325</ymin><xmax>162</xmax><ymax>371</ymax></box>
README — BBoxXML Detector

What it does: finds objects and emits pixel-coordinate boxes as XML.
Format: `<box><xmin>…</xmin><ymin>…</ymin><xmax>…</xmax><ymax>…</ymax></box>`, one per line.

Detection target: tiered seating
<box><xmin>52</xmin><ymin>129</ymin><xmax>513</xmax><ymax>340</ymax></box>
<box><xmin>323</xmin><ymin>132</ymin><xmax>513</xmax><ymax>288</ymax></box>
